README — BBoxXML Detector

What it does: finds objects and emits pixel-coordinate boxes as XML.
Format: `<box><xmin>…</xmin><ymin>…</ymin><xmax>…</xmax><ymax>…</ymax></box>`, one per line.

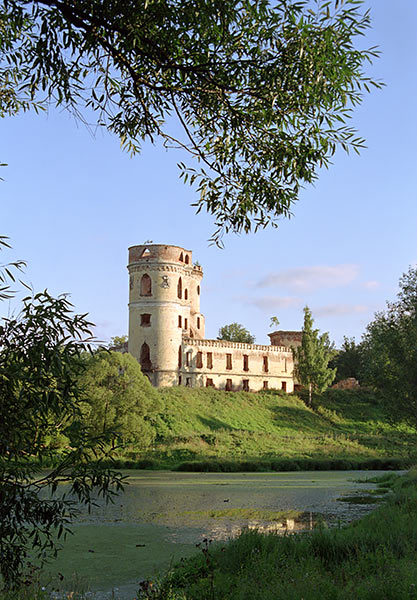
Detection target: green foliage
<box><xmin>330</xmin><ymin>336</ymin><xmax>363</xmax><ymax>383</ymax></box>
<box><xmin>217</xmin><ymin>323</ymin><xmax>255</xmax><ymax>344</ymax></box>
<box><xmin>0</xmin><ymin>236</ymin><xmax>25</xmax><ymax>300</ymax></box>
<box><xmin>0</xmin><ymin>291</ymin><xmax>124</xmax><ymax>590</ymax></box>
<box><xmin>79</xmin><ymin>350</ymin><xmax>162</xmax><ymax>448</ymax></box>
<box><xmin>269</xmin><ymin>316</ymin><xmax>280</xmax><ymax>329</ymax></box>
<box><xmin>1</xmin><ymin>1</ymin><xmax>382</xmax><ymax>243</ymax></box>
<box><xmin>293</xmin><ymin>307</ymin><xmax>336</xmax><ymax>405</ymax></box>
<box><xmin>361</xmin><ymin>266</ymin><xmax>417</xmax><ymax>428</ymax></box>
<box><xmin>109</xmin><ymin>335</ymin><xmax>128</xmax><ymax>347</ymax></box>
<box><xmin>152</xmin><ymin>471</ymin><xmax>417</xmax><ymax>600</ymax></box>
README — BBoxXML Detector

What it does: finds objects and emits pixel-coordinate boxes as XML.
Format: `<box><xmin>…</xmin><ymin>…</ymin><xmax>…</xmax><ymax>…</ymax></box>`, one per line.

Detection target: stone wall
<box><xmin>179</xmin><ymin>337</ymin><xmax>294</xmax><ymax>392</ymax></box>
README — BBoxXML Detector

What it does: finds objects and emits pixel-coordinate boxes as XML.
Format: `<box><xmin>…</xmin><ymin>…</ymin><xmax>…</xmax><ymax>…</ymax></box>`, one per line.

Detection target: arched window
<box><xmin>177</xmin><ymin>277</ymin><xmax>182</xmax><ymax>299</ymax></box>
<box><xmin>140</xmin><ymin>274</ymin><xmax>152</xmax><ymax>296</ymax></box>
<box><xmin>179</xmin><ymin>252</ymin><xmax>184</xmax><ymax>262</ymax></box>
<box><xmin>140</xmin><ymin>342</ymin><xmax>152</xmax><ymax>371</ymax></box>
<box><xmin>185</xmin><ymin>255</ymin><xmax>189</xmax><ymax>264</ymax></box>
<box><xmin>184</xmin><ymin>289</ymin><xmax>188</xmax><ymax>300</ymax></box>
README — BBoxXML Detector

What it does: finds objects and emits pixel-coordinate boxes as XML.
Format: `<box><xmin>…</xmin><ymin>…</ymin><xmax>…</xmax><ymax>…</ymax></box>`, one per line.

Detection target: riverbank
<box><xmin>108</xmin><ymin>388</ymin><xmax>417</xmax><ymax>471</ymax></box>
<box><xmin>150</xmin><ymin>470</ymin><xmax>417</xmax><ymax>599</ymax></box>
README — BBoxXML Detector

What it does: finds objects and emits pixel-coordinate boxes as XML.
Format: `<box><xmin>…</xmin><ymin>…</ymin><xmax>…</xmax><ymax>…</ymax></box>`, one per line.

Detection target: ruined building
<box><xmin>127</xmin><ymin>244</ymin><xmax>299</xmax><ymax>391</ymax></box>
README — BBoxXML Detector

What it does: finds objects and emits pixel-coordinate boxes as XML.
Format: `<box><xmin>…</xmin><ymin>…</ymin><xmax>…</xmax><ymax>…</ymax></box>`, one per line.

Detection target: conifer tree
<box><xmin>293</xmin><ymin>307</ymin><xmax>336</xmax><ymax>406</ymax></box>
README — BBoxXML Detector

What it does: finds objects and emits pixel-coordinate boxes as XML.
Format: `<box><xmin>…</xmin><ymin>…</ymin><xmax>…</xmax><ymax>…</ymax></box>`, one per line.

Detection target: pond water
<box><xmin>46</xmin><ymin>470</ymin><xmax>392</xmax><ymax>599</ymax></box>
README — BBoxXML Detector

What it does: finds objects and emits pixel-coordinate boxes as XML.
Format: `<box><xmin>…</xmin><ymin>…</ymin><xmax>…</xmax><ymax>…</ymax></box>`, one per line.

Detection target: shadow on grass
<box><xmin>198</xmin><ymin>416</ymin><xmax>236</xmax><ymax>431</ymax></box>
<box><xmin>270</xmin><ymin>405</ymin><xmax>331</xmax><ymax>434</ymax></box>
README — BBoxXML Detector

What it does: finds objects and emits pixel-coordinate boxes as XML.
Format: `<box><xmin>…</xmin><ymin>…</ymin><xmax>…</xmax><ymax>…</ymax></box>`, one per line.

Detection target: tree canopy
<box><xmin>361</xmin><ymin>266</ymin><xmax>417</xmax><ymax>428</ymax></box>
<box><xmin>330</xmin><ymin>336</ymin><xmax>363</xmax><ymax>383</ymax></box>
<box><xmin>293</xmin><ymin>306</ymin><xmax>336</xmax><ymax>405</ymax></box>
<box><xmin>217</xmin><ymin>322</ymin><xmax>255</xmax><ymax>344</ymax></box>
<box><xmin>1</xmin><ymin>0</ymin><xmax>381</xmax><ymax>243</ymax></box>
<box><xmin>79</xmin><ymin>350</ymin><xmax>162</xmax><ymax>448</ymax></box>
<box><xmin>0</xmin><ymin>290</ymin><xmax>125</xmax><ymax>589</ymax></box>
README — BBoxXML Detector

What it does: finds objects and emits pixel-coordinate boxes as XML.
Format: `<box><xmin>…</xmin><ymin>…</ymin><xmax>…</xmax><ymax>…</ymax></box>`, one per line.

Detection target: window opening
<box><xmin>184</xmin><ymin>318</ymin><xmax>188</xmax><ymax>330</ymax></box>
<box><xmin>243</xmin><ymin>379</ymin><xmax>249</xmax><ymax>392</ymax></box>
<box><xmin>140</xmin><ymin>343</ymin><xmax>151</xmax><ymax>371</ymax></box>
<box><xmin>179</xmin><ymin>252</ymin><xmax>184</xmax><ymax>261</ymax></box>
<box><xmin>185</xmin><ymin>255</ymin><xmax>189</xmax><ymax>264</ymax></box>
<box><xmin>243</xmin><ymin>355</ymin><xmax>249</xmax><ymax>372</ymax></box>
<box><xmin>178</xmin><ymin>345</ymin><xmax>182</xmax><ymax>368</ymax></box>
<box><xmin>179</xmin><ymin>375</ymin><xmax>182</xmax><ymax>385</ymax></box>
<box><xmin>186</xmin><ymin>351</ymin><xmax>192</xmax><ymax>367</ymax></box>
<box><xmin>197</xmin><ymin>285</ymin><xmax>200</xmax><ymax>295</ymax></box>
<box><xmin>196</xmin><ymin>351</ymin><xmax>203</xmax><ymax>368</ymax></box>
<box><xmin>225</xmin><ymin>379</ymin><xmax>232</xmax><ymax>391</ymax></box>
<box><xmin>177</xmin><ymin>277</ymin><xmax>182</xmax><ymax>299</ymax></box>
<box><xmin>197</xmin><ymin>317</ymin><xmax>200</xmax><ymax>329</ymax></box>
<box><xmin>207</xmin><ymin>352</ymin><xmax>213</xmax><ymax>369</ymax></box>
<box><xmin>141</xmin><ymin>313</ymin><xmax>151</xmax><ymax>327</ymax></box>
<box><xmin>141</xmin><ymin>248</ymin><xmax>151</xmax><ymax>257</ymax></box>
<box><xmin>263</xmin><ymin>356</ymin><xmax>269</xmax><ymax>373</ymax></box>
<box><xmin>178</xmin><ymin>315</ymin><xmax>182</xmax><ymax>328</ymax></box>
<box><xmin>206</xmin><ymin>378</ymin><xmax>214</xmax><ymax>387</ymax></box>
<box><xmin>281</xmin><ymin>381</ymin><xmax>287</xmax><ymax>392</ymax></box>
<box><xmin>263</xmin><ymin>381</ymin><xmax>269</xmax><ymax>390</ymax></box>
<box><xmin>226</xmin><ymin>354</ymin><xmax>232</xmax><ymax>370</ymax></box>
<box><xmin>184</xmin><ymin>289</ymin><xmax>188</xmax><ymax>300</ymax></box>
<box><xmin>140</xmin><ymin>274</ymin><xmax>152</xmax><ymax>296</ymax></box>
<box><xmin>186</xmin><ymin>377</ymin><xmax>192</xmax><ymax>387</ymax></box>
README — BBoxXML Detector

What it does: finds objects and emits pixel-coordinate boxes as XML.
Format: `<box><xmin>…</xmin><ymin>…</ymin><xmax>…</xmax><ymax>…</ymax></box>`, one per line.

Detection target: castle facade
<box><xmin>127</xmin><ymin>244</ymin><xmax>298</xmax><ymax>391</ymax></box>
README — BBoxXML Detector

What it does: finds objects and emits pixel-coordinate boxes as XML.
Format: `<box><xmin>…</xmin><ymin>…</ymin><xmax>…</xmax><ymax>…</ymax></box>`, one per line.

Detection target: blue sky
<box><xmin>1</xmin><ymin>1</ymin><xmax>416</xmax><ymax>347</ymax></box>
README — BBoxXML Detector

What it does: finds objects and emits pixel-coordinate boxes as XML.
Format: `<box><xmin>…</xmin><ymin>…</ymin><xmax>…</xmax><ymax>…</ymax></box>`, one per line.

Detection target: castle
<box><xmin>127</xmin><ymin>244</ymin><xmax>301</xmax><ymax>391</ymax></box>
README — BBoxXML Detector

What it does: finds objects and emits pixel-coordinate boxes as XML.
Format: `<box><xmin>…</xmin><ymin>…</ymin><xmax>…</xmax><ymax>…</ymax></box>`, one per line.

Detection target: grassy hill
<box><xmin>123</xmin><ymin>388</ymin><xmax>417</xmax><ymax>471</ymax></box>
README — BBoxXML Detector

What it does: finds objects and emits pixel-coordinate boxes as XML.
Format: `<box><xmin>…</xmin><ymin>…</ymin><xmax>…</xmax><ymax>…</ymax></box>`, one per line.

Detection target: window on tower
<box><xmin>140</xmin><ymin>274</ymin><xmax>152</xmax><ymax>296</ymax></box>
<box><xmin>177</xmin><ymin>277</ymin><xmax>182</xmax><ymax>299</ymax></box>
<box><xmin>140</xmin><ymin>343</ymin><xmax>152</xmax><ymax>371</ymax></box>
<box><xmin>140</xmin><ymin>313</ymin><xmax>151</xmax><ymax>327</ymax></box>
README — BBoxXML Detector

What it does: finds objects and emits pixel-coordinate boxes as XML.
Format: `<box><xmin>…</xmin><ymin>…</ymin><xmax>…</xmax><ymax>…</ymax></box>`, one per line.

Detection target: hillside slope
<box><xmin>136</xmin><ymin>388</ymin><xmax>417</xmax><ymax>470</ymax></box>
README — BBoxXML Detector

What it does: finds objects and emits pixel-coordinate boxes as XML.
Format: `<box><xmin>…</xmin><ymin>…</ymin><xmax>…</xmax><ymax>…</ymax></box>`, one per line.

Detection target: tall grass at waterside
<box><xmin>148</xmin><ymin>471</ymin><xmax>417</xmax><ymax>600</ymax></box>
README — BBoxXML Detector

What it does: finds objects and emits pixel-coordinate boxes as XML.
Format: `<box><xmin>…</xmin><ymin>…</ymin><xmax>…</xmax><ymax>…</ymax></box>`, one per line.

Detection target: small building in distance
<box><xmin>127</xmin><ymin>243</ymin><xmax>300</xmax><ymax>392</ymax></box>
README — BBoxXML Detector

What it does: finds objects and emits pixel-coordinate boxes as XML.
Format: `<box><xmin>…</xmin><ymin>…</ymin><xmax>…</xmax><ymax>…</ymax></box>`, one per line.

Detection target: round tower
<box><xmin>127</xmin><ymin>244</ymin><xmax>204</xmax><ymax>387</ymax></box>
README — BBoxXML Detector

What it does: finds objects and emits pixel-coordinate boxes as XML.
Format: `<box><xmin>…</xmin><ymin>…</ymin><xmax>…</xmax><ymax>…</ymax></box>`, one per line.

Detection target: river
<box><xmin>45</xmin><ymin>470</ymin><xmax>392</xmax><ymax>599</ymax></box>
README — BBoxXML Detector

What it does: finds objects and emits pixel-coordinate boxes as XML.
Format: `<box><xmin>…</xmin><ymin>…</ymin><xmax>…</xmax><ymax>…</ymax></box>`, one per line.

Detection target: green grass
<box><xmin>149</xmin><ymin>471</ymin><xmax>417</xmax><ymax>599</ymax></box>
<box><xmin>125</xmin><ymin>388</ymin><xmax>417</xmax><ymax>470</ymax></box>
